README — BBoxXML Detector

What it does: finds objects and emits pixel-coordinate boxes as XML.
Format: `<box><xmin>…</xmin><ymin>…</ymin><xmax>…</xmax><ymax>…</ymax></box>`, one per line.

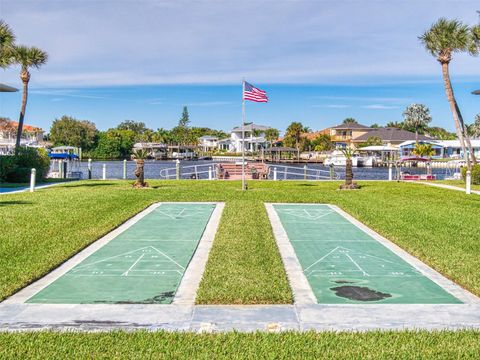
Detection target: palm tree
<box><xmin>0</xmin><ymin>20</ymin><xmax>15</xmax><ymax>68</ymax></box>
<box><xmin>285</xmin><ymin>122</ymin><xmax>305</xmax><ymax>159</ymax></box>
<box><xmin>12</xmin><ymin>45</ymin><xmax>48</xmax><ymax>153</ymax></box>
<box><xmin>343</xmin><ymin>118</ymin><xmax>358</xmax><ymax>125</ymax></box>
<box><xmin>264</xmin><ymin>128</ymin><xmax>280</xmax><ymax>148</ymax></box>
<box><xmin>419</xmin><ymin>18</ymin><xmax>478</xmax><ymax>168</ymax></box>
<box><xmin>402</xmin><ymin>104</ymin><xmax>432</xmax><ymax>143</ymax></box>
<box><xmin>339</xmin><ymin>147</ymin><xmax>358</xmax><ymax>189</ymax></box>
<box><xmin>132</xmin><ymin>148</ymin><xmax>149</xmax><ymax>188</ymax></box>
<box><xmin>468</xmin><ymin>114</ymin><xmax>480</xmax><ymax>138</ymax></box>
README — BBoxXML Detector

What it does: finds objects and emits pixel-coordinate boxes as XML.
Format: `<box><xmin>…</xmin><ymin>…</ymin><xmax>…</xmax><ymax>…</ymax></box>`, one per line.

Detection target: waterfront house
<box><xmin>354</xmin><ymin>127</ymin><xmax>432</xmax><ymax>146</ymax></box>
<box><xmin>229</xmin><ymin>123</ymin><xmax>272</xmax><ymax>152</ymax></box>
<box><xmin>399</xmin><ymin>139</ymin><xmax>480</xmax><ymax>159</ymax></box>
<box><xmin>198</xmin><ymin>135</ymin><xmax>219</xmax><ymax>152</ymax></box>
<box><xmin>0</xmin><ymin>119</ymin><xmax>44</xmax><ymax>154</ymax></box>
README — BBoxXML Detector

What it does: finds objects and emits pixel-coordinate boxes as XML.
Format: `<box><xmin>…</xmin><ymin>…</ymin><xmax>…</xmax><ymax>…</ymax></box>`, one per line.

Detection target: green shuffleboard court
<box><xmin>27</xmin><ymin>203</ymin><xmax>215</xmax><ymax>304</ymax></box>
<box><xmin>273</xmin><ymin>204</ymin><xmax>461</xmax><ymax>304</ymax></box>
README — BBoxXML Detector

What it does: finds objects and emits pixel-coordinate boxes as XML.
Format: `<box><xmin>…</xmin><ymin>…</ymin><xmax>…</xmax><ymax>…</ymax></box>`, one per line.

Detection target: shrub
<box><xmin>0</xmin><ymin>148</ymin><xmax>50</xmax><ymax>183</ymax></box>
<box><xmin>461</xmin><ymin>164</ymin><xmax>480</xmax><ymax>185</ymax></box>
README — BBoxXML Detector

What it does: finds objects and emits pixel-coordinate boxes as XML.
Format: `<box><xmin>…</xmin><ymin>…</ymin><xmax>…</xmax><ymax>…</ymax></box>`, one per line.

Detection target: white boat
<box><xmin>324</xmin><ymin>151</ymin><xmax>360</xmax><ymax>166</ymax></box>
<box><xmin>324</xmin><ymin>150</ymin><xmax>377</xmax><ymax>167</ymax></box>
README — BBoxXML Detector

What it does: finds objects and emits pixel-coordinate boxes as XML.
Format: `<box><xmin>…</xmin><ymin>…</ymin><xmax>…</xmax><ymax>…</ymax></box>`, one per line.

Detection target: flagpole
<box><xmin>241</xmin><ymin>79</ymin><xmax>246</xmax><ymax>191</ymax></box>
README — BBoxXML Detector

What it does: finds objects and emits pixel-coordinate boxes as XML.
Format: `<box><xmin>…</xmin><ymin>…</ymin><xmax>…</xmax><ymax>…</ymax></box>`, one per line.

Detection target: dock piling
<box><xmin>208</xmin><ymin>166</ymin><xmax>212</xmax><ymax>180</ymax></box>
<box><xmin>388</xmin><ymin>164</ymin><xmax>393</xmax><ymax>181</ymax></box>
<box><xmin>273</xmin><ymin>167</ymin><xmax>277</xmax><ymax>181</ymax></box>
<box><xmin>466</xmin><ymin>171</ymin><xmax>471</xmax><ymax>195</ymax></box>
<box><xmin>123</xmin><ymin>159</ymin><xmax>127</xmax><ymax>180</ymax></box>
<box><xmin>304</xmin><ymin>165</ymin><xmax>307</xmax><ymax>180</ymax></box>
<box><xmin>102</xmin><ymin>164</ymin><xmax>106</xmax><ymax>180</ymax></box>
<box><xmin>176</xmin><ymin>159</ymin><xmax>180</xmax><ymax>180</ymax></box>
<box><xmin>88</xmin><ymin>158</ymin><xmax>92</xmax><ymax>179</ymax></box>
<box><xmin>30</xmin><ymin>168</ymin><xmax>36</xmax><ymax>193</ymax></box>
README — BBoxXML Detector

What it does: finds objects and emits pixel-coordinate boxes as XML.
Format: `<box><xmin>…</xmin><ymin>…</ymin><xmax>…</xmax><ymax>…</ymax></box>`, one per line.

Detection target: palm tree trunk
<box><xmin>14</xmin><ymin>69</ymin><xmax>30</xmax><ymax>154</ymax></box>
<box><xmin>455</xmin><ymin>101</ymin><xmax>477</xmax><ymax>164</ymax></box>
<box><xmin>345</xmin><ymin>159</ymin><xmax>353</xmax><ymax>186</ymax></box>
<box><xmin>441</xmin><ymin>62</ymin><xmax>471</xmax><ymax>170</ymax></box>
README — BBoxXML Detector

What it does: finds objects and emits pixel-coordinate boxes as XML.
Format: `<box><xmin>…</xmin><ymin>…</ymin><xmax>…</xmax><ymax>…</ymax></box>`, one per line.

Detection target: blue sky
<box><xmin>0</xmin><ymin>0</ymin><xmax>479</xmax><ymax>133</ymax></box>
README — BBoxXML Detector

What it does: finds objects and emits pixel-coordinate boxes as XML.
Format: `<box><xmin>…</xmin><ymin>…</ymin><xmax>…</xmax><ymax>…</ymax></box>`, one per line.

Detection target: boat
<box><xmin>396</xmin><ymin>157</ymin><xmax>436</xmax><ymax>181</ymax></box>
<box><xmin>324</xmin><ymin>150</ymin><xmax>364</xmax><ymax>167</ymax></box>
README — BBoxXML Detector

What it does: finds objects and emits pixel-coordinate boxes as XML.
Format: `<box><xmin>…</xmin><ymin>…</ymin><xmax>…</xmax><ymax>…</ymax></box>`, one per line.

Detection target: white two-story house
<box><xmin>229</xmin><ymin>123</ymin><xmax>271</xmax><ymax>152</ymax></box>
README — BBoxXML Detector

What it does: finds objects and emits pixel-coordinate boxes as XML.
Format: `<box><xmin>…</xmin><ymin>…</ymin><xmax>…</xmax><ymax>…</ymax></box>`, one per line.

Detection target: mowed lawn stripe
<box><xmin>196</xmin><ymin>200</ymin><xmax>292</xmax><ymax>304</ymax></box>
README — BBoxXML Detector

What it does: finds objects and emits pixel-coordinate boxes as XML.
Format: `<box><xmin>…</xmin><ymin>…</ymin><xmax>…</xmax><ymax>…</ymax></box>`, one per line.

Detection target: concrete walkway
<box><xmin>1</xmin><ymin>303</ymin><xmax>479</xmax><ymax>332</ymax></box>
<box><xmin>413</xmin><ymin>181</ymin><xmax>480</xmax><ymax>195</ymax></box>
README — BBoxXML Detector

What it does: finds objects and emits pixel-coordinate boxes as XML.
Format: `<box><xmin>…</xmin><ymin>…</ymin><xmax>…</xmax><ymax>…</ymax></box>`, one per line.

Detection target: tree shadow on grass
<box><xmin>0</xmin><ymin>200</ymin><xmax>33</xmax><ymax>207</ymax></box>
<box><xmin>57</xmin><ymin>182</ymin><xmax>119</xmax><ymax>188</ymax></box>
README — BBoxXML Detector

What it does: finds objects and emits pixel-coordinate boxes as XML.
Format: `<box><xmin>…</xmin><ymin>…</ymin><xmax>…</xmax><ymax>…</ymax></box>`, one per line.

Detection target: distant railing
<box><xmin>267</xmin><ymin>164</ymin><xmax>339</xmax><ymax>180</ymax></box>
<box><xmin>159</xmin><ymin>162</ymin><xmax>218</xmax><ymax>180</ymax></box>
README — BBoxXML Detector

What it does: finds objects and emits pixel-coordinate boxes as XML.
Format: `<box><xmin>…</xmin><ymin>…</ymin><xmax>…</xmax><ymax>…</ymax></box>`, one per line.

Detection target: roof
<box><xmin>331</xmin><ymin>123</ymin><xmax>371</xmax><ymax>130</ymax></box>
<box><xmin>354</xmin><ymin>127</ymin><xmax>431</xmax><ymax>142</ymax></box>
<box><xmin>231</xmin><ymin>123</ymin><xmax>271</xmax><ymax>132</ymax></box>
<box><xmin>358</xmin><ymin>145</ymin><xmax>398</xmax><ymax>151</ymax></box>
<box><xmin>0</xmin><ymin>119</ymin><xmax>43</xmax><ymax>132</ymax></box>
<box><xmin>198</xmin><ymin>135</ymin><xmax>218</xmax><ymax>140</ymax></box>
<box><xmin>0</xmin><ymin>83</ymin><xmax>18</xmax><ymax>92</ymax></box>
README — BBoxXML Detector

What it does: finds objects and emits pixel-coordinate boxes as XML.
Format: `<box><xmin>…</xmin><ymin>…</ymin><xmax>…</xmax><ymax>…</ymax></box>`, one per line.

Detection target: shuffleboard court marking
<box><xmin>267</xmin><ymin>203</ymin><xmax>480</xmax><ymax>305</ymax></box>
<box><xmin>3</xmin><ymin>202</ymin><xmax>224</xmax><ymax>305</ymax></box>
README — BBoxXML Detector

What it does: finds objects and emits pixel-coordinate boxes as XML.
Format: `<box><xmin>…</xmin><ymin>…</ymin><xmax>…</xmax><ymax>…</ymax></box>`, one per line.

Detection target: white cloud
<box><xmin>312</xmin><ymin>104</ymin><xmax>352</xmax><ymax>108</ymax></box>
<box><xmin>363</xmin><ymin>104</ymin><xmax>401</xmax><ymax>110</ymax></box>
<box><xmin>2</xmin><ymin>0</ymin><xmax>480</xmax><ymax>87</ymax></box>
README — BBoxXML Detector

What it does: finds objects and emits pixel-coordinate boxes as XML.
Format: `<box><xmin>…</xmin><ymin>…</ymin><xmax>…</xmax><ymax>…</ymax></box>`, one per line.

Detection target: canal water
<box><xmin>72</xmin><ymin>160</ymin><xmax>458</xmax><ymax>181</ymax></box>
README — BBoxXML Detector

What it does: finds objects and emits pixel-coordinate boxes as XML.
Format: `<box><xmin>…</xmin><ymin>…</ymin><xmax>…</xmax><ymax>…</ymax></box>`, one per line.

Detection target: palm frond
<box><xmin>13</xmin><ymin>45</ymin><xmax>48</xmax><ymax>69</ymax></box>
<box><xmin>419</xmin><ymin>18</ymin><xmax>474</xmax><ymax>58</ymax></box>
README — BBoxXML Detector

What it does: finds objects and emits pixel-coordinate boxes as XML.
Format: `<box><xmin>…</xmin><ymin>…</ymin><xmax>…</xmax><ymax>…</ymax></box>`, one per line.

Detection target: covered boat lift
<box><xmin>396</xmin><ymin>156</ymin><xmax>436</xmax><ymax>181</ymax></box>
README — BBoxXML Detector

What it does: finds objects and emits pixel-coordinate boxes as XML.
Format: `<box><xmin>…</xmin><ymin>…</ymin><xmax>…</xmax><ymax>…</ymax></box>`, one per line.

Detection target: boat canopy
<box><xmin>48</xmin><ymin>153</ymin><xmax>79</xmax><ymax>159</ymax></box>
<box><xmin>398</xmin><ymin>156</ymin><xmax>430</xmax><ymax>163</ymax></box>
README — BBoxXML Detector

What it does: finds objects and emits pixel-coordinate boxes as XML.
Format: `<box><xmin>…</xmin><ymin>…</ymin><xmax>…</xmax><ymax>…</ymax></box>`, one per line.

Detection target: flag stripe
<box><xmin>243</xmin><ymin>81</ymin><xmax>268</xmax><ymax>103</ymax></box>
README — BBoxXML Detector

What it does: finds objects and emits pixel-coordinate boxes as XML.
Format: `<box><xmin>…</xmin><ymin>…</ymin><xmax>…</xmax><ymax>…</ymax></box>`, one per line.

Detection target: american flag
<box><xmin>243</xmin><ymin>81</ymin><xmax>268</xmax><ymax>103</ymax></box>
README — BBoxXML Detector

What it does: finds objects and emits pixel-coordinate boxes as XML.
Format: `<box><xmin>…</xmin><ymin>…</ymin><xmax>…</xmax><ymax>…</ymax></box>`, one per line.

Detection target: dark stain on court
<box><xmin>330</xmin><ymin>285</ymin><xmax>392</xmax><ymax>301</ymax></box>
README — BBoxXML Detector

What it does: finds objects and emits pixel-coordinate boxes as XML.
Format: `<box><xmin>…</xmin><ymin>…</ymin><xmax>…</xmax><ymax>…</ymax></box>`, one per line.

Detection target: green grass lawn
<box><xmin>1</xmin><ymin>180</ymin><xmax>480</xmax><ymax>302</ymax></box>
<box><xmin>0</xmin><ymin>330</ymin><xmax>479</xmax><ymax>359</ymax></box>
<box><xmin>1</xmin><ymin>180</ymin><xmax>479</xmax><ymax>356</ymax></box>
<box><xmin>439</xmin><ymin>180</ymin><xmax>480</xmax><ymax>191</ymax></box>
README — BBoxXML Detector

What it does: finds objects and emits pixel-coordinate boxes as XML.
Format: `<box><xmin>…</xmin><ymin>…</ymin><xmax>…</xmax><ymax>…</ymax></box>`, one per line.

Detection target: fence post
<box><xmin>88</xmin><ymin>158</ymin><xmax>92</xmax><ymax>179</ymax></box>
<box><xmin>102</xmin><ymin>164</ymin><xmax>106</xmax><ymax>180</ymax></box>
<box><xmin>466</xmin><ymin>170</ymin><xmax>471</xmax><ymax>195</ymax></box>
<box><xmin>388</xmin><ymin>163</ymin><xmax>393</xmax><ymax>181</ymax></box>
<box><xmin>176</xmin><ymin>159</ymin><xmax>180</xmax><ymax>180</ymax></box>
<box><xmin>273</xmin><ymin>167</ymin><xmax>277</xmax><ymax>181</ymax></box>
<box><xmin>329</xmin><ymin>164</ymin><xmax>334</xmax><ymax>180</ymax></box>
<box><xmin>123</xmin><ymin>159</ymin><xmax>127</xmax><ymax>180</ymax></box>
<box><xmin>59</xmin><ymin>160</ymin><xmax>63</xmax><ymax>179</ymax></box>
<box><xmin>30</xmin><ymin>168</ymin><xmax>36</xmax><ymax>192</ymax></box>
<box><xmin>63</xmin><ymin>160</ymin><xmax>67</xmax><ymax>179</ymax></box>
<box><xmin>208</xmin><ymin>166</ymin><xmax>212</xmax><ymax>180</ymax></box>
<box><xmin>304</xmin><ymin>165</ymin><xmax>307</xmax><ymax>180</ymax></box>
